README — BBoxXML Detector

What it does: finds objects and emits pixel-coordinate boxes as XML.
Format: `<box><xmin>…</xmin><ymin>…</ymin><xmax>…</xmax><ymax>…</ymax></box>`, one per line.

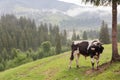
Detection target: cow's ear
<box><xmin>91</xmin><ymin>48</ymin><xmax>95</xmax><ymax>50</ymax></box>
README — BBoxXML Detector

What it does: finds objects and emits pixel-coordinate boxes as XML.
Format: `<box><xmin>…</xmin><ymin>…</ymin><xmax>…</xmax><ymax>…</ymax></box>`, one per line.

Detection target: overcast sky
<box><xmin>58</xmin><ymin>0</ymin><xmax>112</xmax><ymax>17</ymax></box>
<box><xmin>59</xmin><ymin>0</ymin><xmax>120</xmax><ymax>16</ymax></box>
<box><xmin>59</xmin><ymin>0</ymin><xmax>120</xmax><ymax>8</ymax></box>
<box><xmin>59</xmin><ymin>0</ymin><xmax>92</xmax><ymax>6</ymax></box>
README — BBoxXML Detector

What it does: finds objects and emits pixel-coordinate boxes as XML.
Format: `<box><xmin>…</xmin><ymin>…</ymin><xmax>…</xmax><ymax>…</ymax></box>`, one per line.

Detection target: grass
<box><xmin>0</xmin><ymin>44</ymin><xmax>120</xmax><ymax>80</ymax></box>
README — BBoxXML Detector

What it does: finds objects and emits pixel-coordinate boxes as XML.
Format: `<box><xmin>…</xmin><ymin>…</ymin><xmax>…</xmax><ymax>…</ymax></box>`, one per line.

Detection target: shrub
<box><xmin>0</xmin><ymin>63</ymin><xmax>5</xmax><ymax>71</ymax></box>
<box><xmin>41</xmin><ymin>41</ymin><xmax>51</xmax><ymax>52</ymax></box>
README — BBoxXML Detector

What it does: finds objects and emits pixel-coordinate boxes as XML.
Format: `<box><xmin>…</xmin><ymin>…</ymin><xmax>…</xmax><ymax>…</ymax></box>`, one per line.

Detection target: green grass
<box><xmin>0</xmin><ymin>44</ymin><xmax>120</xmax><ymax>80</ymax></box>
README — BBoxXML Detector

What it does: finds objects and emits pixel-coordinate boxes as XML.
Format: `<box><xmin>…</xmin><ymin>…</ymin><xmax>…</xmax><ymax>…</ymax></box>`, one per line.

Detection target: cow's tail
<box><xmin>70</xmin><ymin>43</ymin><xmax>74</xmax><ymax>60</ymax></box>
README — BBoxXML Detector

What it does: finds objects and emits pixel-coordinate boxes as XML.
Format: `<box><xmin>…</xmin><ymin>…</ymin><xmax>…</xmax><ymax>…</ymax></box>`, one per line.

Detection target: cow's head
<box><xmin>88</xmin><ymin>40</ymin><xmax>104</xmax><ymax>58</ymax></box>
<box><xmin>95</xmin><ymin>41</ymin><xmax>104</xmax><ymax>54</ymax></box>
<box><xmin>90</xmin><ymin>40</ymin><xmax>104</xmax><ymax>70</ymax></box>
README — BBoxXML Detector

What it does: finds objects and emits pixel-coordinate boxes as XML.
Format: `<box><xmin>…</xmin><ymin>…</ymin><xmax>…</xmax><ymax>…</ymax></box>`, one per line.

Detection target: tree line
<box><xmin>0</xmin><ymin>14</ymin><xmax>120</xmax><ymax>71</ymax></box>
<box><xmin>0</xmin><ymin>14</ymin><xmax>69</xmax><ymax>52</ymax></box>
<box><xmin>71</xmin><ymin>20</ymin><xmax>120</xmax><ymax>44</ymax></box>
<box><xmin>0</xmin><ymin>14</ymin><xmax>69</xmax><ymax>71</ymax></box>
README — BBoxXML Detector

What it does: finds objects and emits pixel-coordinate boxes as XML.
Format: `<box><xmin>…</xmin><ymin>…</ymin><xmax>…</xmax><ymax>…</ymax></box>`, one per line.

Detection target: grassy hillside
<box><xmin>0</xmin><ymin>44</ymin><xmax>120</xmax><ymax>80</ymax></box>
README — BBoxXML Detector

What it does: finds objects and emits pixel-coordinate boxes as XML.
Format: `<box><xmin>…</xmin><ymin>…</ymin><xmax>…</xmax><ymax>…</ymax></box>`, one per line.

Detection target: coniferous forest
<box><xmin>0</xmin><ymin>14</ymin><xmax>118</xmax><ymax>71</ymax></box>
<box><xmin>0</xmin><ymin>14</ymin><xmax>69</xmax><ymax>71</ymax></box>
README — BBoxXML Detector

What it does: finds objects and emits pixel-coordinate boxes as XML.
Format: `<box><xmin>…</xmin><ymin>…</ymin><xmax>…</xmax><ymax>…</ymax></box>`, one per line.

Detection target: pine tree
<box><xmin>72</xmin><ymin>29</ymin><xmax>77</xmax><ymax>40</ymax></box>
<box><xmin>76</xmin><ymin>34</ymin><xmax>80</xmax><ymax>40</ymax></box>
<box><xmin>61</xmin><ymin>29</ymin><xmax>67</xmax><ymax>46</ymax></box>
<box><xmin>82</xmin><ymin>31</ymin><xmax>88</xmax><ymax>40</ymax></box>
<box><xmin>55</xmin><ymin>31</ymin><xmax>61</xmax><ymax>54</ymax></box>
<box><xmin>99</xmin><ymin>21</ymin><xmax>110</xmax><ymax>44</ymax></box>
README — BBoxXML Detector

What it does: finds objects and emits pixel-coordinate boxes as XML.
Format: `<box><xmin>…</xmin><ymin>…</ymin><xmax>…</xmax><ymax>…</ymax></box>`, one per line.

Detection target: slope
<box><xmin>0</xmin><ymin>44</ymin><xmax>120</xmax><ymax>80</ymax></box>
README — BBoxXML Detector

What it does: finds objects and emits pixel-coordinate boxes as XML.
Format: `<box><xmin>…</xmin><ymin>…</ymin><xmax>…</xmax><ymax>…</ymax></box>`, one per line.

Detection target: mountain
<box><xmin>0</xmin><ymin>45</ymin><xmax>120</xmax><ymax>80</ymax></box>
<box><xmin>0</xmin><ymin>0</ymin><xmax>119</xmax><ymax>30</ymax></box>
<box><xmin>0</xmin><ymin>0</ymin><xmax>77</xmax><ymax>10</ymax></box>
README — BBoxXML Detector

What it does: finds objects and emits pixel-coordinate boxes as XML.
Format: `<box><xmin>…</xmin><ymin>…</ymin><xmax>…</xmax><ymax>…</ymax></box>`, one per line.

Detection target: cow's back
<box><xmin>78</xmin><ymin>41</ymin><xmax>89</xmax><ymax>56</ymax></box>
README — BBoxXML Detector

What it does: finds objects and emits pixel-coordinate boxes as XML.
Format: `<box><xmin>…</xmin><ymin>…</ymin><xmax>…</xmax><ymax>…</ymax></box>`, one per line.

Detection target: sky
<box><xmin>59</xmin><ymin>0</ymin><xmax>120</xmax><ymax>16</ymax></box>
<box><xmin>58</xmin><ymin>0</ymin><xmax>113</xmax><ymax>17</ymax></box>
<box><xmin>59</xmin><ymin>0</ymin><xmax>93</xmax><ymax>6</ymax></box>
<box><xmin>58</xmin><ymin>0</ymin><xmax>120</xmax><ymax>8</ymax></box>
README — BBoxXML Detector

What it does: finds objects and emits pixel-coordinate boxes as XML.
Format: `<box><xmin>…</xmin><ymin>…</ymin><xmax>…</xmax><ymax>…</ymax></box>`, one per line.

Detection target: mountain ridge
<box><xmin>0</xmin><ymin>0</ymin><xmax>120</xmax><ymax>29</ymax></box>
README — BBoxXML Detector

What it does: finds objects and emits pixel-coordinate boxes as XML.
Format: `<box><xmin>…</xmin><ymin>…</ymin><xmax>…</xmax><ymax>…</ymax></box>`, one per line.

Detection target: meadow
<box><xmin>0</xmin><ymin>44</ymin><xmax>120</xmax><ymax>80</ymax></box>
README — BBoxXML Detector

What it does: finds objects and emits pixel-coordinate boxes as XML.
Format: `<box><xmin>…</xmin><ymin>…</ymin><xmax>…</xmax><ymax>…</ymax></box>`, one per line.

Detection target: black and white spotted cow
<box><xmin>69</xmin><ymin>40</ymin><xmax>104</xmax><ymax>70</ymax></box>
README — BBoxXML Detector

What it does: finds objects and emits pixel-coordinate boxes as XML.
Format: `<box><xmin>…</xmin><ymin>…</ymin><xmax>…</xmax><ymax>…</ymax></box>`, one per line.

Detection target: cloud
<box><xmin>14</xmin><ymin>5</ymin><xmax>40</xmax><ymax>13</ymax></box>
<box><xmin>59</xmin><ymin>0</ymin><xmax>92</xmax><ymax>6</ymax></box>
<box><xmin>65</xmin><ymin>7</ymin><xmax>95</xmax><ymax>16</ymax></box>
<box><xmin>59</xmin><ymin>0</ymin><xmax>81</xmax><ymax>5</ymax></box>
<box><xmin>64</xmin><ymin>6</ymin><xmax>112</xmax><ymax>17</ymax></box>
<box><xmin>59</xmin><ymin>0</ymin><xmax>113</xmax><ymax>17</ymax></box>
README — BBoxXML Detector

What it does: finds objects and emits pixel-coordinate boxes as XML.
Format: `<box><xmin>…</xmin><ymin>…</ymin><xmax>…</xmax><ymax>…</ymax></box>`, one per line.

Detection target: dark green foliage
<box><xmin>0</xmin><ymin>14</ymin><xmax>69</xmax><ymax>71</ymax></box>
<box><xmin>14</xmin><ymin>52</ymin><xmax>33</xmax><ymax>66</ymax></box>
<box><xmin>38</xmin><ymin>22</ymin><xmax>49</xmax><ymax>44</ymax></box>
<box><xmin>26</xmin><ymin>48</ymin><xmax>34</xmax><ymax>58</ymax></box>
<box><xmin>83</xmin><ymin>0</ymin><xmax>120</xmax><ymax>6</ymax></box>
<box><xmin>5</xmin><ymin>49</ymin><xmax>33</xmax><ymax>69</ymax></box>
<box><xmin>82</xmin><ymin>0</ymin><xmax>112</xmax><ymax>6</ymax></box>
<box><xmin>1</xmin><ymin>48</ymin><xmax>9</xmax><ymax>60</ymax></box>
<box><xmin>86</xmin><ymin>30</ymin><xmax>99</xmax><ymax>39</ymax></box>
<box><xmin>55</xmin><ymin>27</ymin><xmax>62</xmax><ymax>54</ymax></box>
<box><xmin>37</xmin><ymin>48</ymin><xmax>44</xmax><ymax>59</ymax></box>
<box><xmin>50</xmin><ymin>47</ymin><xmax>56</xmax><ymax>55</ymax></box>
<box><xmin>61</xmin><ymin>29</ymin><xmax>67</xmax><ymax>46</ymax></box>
<box><xmin>76</xmin><ymin>34</ymin><xmax>80</xmax><ymax>40</ymax></box>
<box><xmin>82</xmin><ymin>31</ymin><xmax>88</xmax><ymax>40</ymax></box>
<box><xmin>0</xmin><ymin>15</ymin><xmax>38</xmax><ymax>51</ymax></box>
<box><xmin>48</xmin><ymin>25</ymin><xmax>62</xmax><ymax>54</ymax></box>
<box><xmin>0</xmin><ymin>14</ymin><xmax>67</xmax><ymax>53</ymax></box>
<box><xmin>0</xmin><ymin>63</ymin><xmax>5</xmax><ymax>71</ymax></box>
<box><xmin>61</xmin><ymin>46</ymin><xmax>70</xmax><ymax>53</ymax></box>
<box><xmin>41</xmin><ymin>41</ymin><xmax>51</xmax><ymax>52</ymax></box>
<box><xmin>99</xmin><ymin>21</ymin><xmax>110</xmax><ymax>44</ymax></box>
<box><xmin>55</xmin><ymin>33</ymin><xmax>62</xmax><ymax>54</ymax></box>
<box><xmin>41</xmin><ymin>41</ymin><xmax>52</xmax><ymax>57</ymax></box>
<box><xmin>72</xmin><ymin>29</ymin><xmax>77</xmax><ymax>40</ymax></box>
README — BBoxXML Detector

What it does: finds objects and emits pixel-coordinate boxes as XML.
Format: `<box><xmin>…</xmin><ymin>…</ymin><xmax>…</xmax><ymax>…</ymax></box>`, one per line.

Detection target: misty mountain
<box><xmin>0</xmin><ymin>0</ymin><xmax>119</xmax><ymax>30</ymax></box>
<box><xmin>0</xmin><ymin>0</ymin><xmax>77</xmax><ymax>12</ymax></box>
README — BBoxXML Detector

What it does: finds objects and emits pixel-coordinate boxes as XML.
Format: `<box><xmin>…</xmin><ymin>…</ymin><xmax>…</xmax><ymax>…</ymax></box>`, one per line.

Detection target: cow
<box><xmin>69</xmin><ymin>39</ymin><xmax>104</xmax><ymax>70</ymax></box>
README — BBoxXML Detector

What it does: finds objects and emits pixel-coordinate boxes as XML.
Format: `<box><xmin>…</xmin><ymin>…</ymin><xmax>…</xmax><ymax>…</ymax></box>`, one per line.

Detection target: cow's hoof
<box><xmin>92</xmin><ymin>68</ymin><xmax>94</xmax><ymax>70</ymax></box>
<box><xmin>76</xmin><ymin>65</ymin><xmax>79</xmax><ymax>68</ymax></box>
<box><xmin>96</xmin><ymin>66</ymin><xmax>99</xmax><ymax>70</ymax></box>
<box><xmin>96</xmin><ymin>68</ymin><xmax>99</xmax><ymax>70</ymax></box>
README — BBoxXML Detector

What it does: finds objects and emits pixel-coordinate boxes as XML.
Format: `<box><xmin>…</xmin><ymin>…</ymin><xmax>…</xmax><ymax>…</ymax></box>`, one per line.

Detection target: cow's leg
<box><xmin>73</xmin><ymin>49</ymin><xmax>80</xmax><ymax>68</ymax></box>
<box><xmin>96</xmin><ymin>56</ymin><xmax>99</xmax><ymax>70</ymax></box>
<box><xmin>69</xmin><ymin>60</ymin><xmax>72</xmax><ymax>69</ymax></box>
<box><xmin>91</xmin><ymin>57</ymin><xmax>95</xmax><ymax>70</ymax></box>
<box><xmin>76</xmin><ymin>53</ymin><xmax>80</xmax><ymax>68</ymax></box>
<box><xmin>94</xmin><ymin>53</ymin><xmax>100</xmax><ymax>70</ymax></box>
<box><xmin>69</xmin><ymin>50</ymin><xmax>74</xmax><ymax>69</ymax></box>
<box><xmin>96</xmin><ymin>59</ymin><xmax>99</xmax><ymax>70</ymax></box>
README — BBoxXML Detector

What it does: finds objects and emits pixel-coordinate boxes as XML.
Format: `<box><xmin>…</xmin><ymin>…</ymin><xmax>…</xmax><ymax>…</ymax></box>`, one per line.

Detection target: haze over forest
<box><xmin>1</xmin><ymin>0</ymin><xmax>120</xmax><ymax>30</ymax></box>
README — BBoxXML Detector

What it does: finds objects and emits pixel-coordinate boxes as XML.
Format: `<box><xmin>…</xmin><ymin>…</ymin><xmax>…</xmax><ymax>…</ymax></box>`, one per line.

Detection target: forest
<box><xmin>0</xmin><ymin>14</ymin><xmax>69</xmax><ymax>71</ymax></box>
<box><xmin>0</xmin><ymin>14</ymin><xmax>120</xmax><ymax>71</ymax></box>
